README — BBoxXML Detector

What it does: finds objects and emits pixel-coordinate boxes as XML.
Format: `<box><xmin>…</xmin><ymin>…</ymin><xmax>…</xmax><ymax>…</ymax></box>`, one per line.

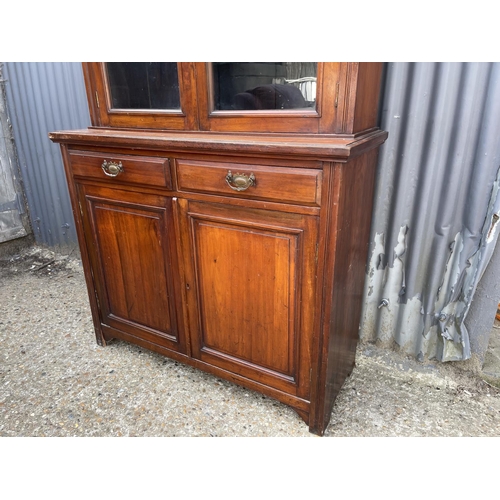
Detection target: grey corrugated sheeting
<box><xmin>4</xmin><ymin>61</ymin><xmax>500</xmax><ymax>362</ymax></box>
<box><xmin>0</xmin><ymin>63</ymin><xmax>29</xmax><ymax>243</ymax></box>
<box><xmin>361</xmin><ymin>62</ymin><xmax>500</xmax><ymax>362</ymax></box>
<box><xmin>3</xmin><ymin>62</ymin><xmax>90</xmax><ymax>250</ymax></box>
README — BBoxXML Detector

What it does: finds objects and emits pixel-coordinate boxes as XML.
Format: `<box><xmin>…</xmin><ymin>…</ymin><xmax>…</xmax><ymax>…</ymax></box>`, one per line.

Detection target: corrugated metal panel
<box><xmin>4</xmin><ymin>61</ymin><xmax>500</xmax><ymax>362</ymax></box>
<box><xmin>0</xmin><ymin>63</ymin><xmax>29</xmax><ymax>243</ymax></box>
<box><xmin>361</xmin><ymin>62</ymin><xmax>500</xmax><ymax>362</ymax></box>
<box><xmin>3</xmin><ymin>62</ymin><xmax>90</xmax><ymax>250</ymax></box>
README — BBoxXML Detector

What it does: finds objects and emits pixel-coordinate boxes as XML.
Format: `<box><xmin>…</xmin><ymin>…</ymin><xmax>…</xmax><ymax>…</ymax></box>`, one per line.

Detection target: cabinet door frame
<box><xmin>176</xmin><ymin>198</ymin><xmax>318</xmax><ymax>400</ymax></box>
<box><xmin>83</xmin><ymin>62</ymin><xmax>199</xmax><ymax>130</ymax></box>
<box><xmin>194</xmin><ymin>62</ymin><xmax>343</xmax><ymax>134</ymax></box>
<box><xmin>77</xmin><ymin>182</ymin><xmax>186</xmax><ymax>353</ymax></box>
<box><xmin>82</xmin><ymin>62</ymin><xmax>384</xmax><ymax>135</ymax></box>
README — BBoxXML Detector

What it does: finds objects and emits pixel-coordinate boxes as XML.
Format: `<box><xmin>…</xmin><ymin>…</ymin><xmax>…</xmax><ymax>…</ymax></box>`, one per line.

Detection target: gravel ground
<box><xmin>1</xmin><ymin>246</ymin><xmax>500</xmax><ymax>437</ymax></box>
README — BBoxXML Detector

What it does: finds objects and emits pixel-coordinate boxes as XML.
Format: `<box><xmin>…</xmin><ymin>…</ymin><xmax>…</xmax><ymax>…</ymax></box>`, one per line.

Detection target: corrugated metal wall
<box><xmin>0</xmin><ymin>63</ymin><xmax>29</xmax><ymax>243</ymax></box>
<box><xmin>3</xmin><ymin>62</ymin><xmax>90</xmax><ymax>251</ymax></box>
<box><xmin>3</xmin><ymin>62</ymin><xmax>500</xmax><ymax>362</ymax></box>
<box><xmin>361</xmin><ymin>62</ymin><xmax>500</xmax><ymax>362</ymax></box>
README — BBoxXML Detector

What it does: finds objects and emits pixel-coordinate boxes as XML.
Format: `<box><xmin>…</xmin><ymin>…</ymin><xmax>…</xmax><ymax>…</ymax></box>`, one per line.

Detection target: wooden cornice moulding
<box><xmin>49</xmin><ymin>128</ymin><xmax>388</xmax><ymax>162</ymax></box>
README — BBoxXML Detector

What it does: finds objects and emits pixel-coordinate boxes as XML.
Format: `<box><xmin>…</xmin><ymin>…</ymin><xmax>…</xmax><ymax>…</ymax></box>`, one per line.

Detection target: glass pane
<box><xmin>212</xmin><ymin>62</ymin><xmax>317</xmax><ymax>111</ymax></box>
<box><xmin>106</xmin><ymin>62</ymin><xmax>181</xmax><ymax>110</ymax></box>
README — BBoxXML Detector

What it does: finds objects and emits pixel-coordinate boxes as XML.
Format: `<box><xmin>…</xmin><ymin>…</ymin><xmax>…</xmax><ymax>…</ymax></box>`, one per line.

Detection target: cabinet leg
<box><xmin>308</xmin><ymin>422</ymin><xmax>326</xmax><ymax>437</ymax></box>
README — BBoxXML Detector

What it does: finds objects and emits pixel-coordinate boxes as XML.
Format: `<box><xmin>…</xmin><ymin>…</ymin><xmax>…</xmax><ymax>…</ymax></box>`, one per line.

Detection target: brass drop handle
<box><xmin>101</xmin><ymin>160</ymin><xmax>124</xmax><ymax>177</ymax></box>
<box><xmin>225</xmin><ymin>170</ymin><xmax>256</xmax><ymax>191</ymax></box>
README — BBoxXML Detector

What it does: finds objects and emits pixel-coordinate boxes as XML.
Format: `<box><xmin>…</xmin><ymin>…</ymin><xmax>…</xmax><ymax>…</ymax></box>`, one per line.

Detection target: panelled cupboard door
<box><xmin>78</xmin><ymin>183</ymin><xmax>185</xmax><ymax>353</ymax></box>
<box><xmin>177</xmin><ymin>199</ymin><xmax>318</xmax><ymax>399</ymax></box>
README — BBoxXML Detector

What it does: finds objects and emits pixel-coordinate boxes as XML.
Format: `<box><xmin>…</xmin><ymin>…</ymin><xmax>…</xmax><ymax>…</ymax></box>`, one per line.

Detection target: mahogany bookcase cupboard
<box><xmin>50</xmin><ymin>62</ymin><xmax>387</xmax><ymax>435</ymax></box>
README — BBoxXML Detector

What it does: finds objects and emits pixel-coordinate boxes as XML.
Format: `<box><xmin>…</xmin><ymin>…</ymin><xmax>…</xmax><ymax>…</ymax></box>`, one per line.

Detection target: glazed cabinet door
<box><xmin>77</xmin><ymin>183</ymin><xmax>185</xmax><ymax>353</ymax></box>
<box><xmin>177</xmin><ymin>199</ymin><xmax>318</xmax><ymax>399</ymax></box>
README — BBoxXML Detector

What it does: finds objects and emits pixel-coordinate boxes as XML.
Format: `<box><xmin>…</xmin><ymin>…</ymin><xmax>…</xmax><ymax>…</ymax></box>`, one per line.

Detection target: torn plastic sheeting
<box><xmin>361</xmin><ymin>165</ymin><xmax>500</xmax><ymax>362</ymax></box>
<box><xmin>436</xmin><ymin>164</ymin><xmax>500</xmax><ymax>361</ymax></box>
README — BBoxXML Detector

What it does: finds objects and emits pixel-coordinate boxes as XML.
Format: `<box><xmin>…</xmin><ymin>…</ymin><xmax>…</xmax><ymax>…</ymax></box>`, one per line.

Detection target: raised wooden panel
<box><xmin>176</xmin><ymin>159</ymin><xmax>322</xmax><ymax>206</ymax></box>
<box><xmin>195</xmin><ymin>220</ymin><xmax>297</xmax><ymax>376</ymax></box>
<box><xmin>179</xmin><ymin>200</ymin><xmax>318</xmax><ymax>397</ymax></box>
<box><xmin>79</xmin><ymin>185</ymin><xmax>184</xmax><ymax>352</ymax></box>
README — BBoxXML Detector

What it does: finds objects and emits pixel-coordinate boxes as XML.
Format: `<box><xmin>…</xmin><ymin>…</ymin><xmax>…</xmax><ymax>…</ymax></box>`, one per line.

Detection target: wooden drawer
<box><xmin>69</xmin><ymin>151</ymin><xmax>172</xmax><ymax>189</ymax></box>
<box><xmin>175</xmin><ymin>159</ymin><xmax>322</xmax><ymax>206</ymax></box>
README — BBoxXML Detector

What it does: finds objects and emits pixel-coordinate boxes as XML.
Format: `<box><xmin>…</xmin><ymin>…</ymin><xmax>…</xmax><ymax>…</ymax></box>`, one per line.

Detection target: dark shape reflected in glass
<box><xmin>212</xmin><ymin>62</ymin><xmax>317</xmax><ymax>111</ymax></box>
<box><xmin>106</xmin><ymin>62</ymin><xmax>181</xmax><ymax>110</ymax></box>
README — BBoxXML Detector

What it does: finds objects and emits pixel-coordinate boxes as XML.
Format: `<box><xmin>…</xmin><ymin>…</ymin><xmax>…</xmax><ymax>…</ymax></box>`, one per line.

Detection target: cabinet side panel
<box><xmin>60</xmin><ymin>145</ymin><xmax>105</xmax><ymax>345</ymax></box>
<box><xmin>352</xmin><ymin>63</ymin><xmax>384</xmax><ymax>133</ymax></box>
<box><xmin>322</xmin><ymin>150</ymin><xmax>379</xmax><ymax>429</ymax></box>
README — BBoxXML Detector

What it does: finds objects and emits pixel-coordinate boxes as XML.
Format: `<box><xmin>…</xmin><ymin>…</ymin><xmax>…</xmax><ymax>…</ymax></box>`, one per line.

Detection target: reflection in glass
<box><xmin>212</xmin><ymin>63</ymin><xmax>317</xmax><ymax>111</ymax></box>
<box><xmin>106</xmin><ymin>62</ymin><xmax>181</xmax><ymax>110</ymax></box>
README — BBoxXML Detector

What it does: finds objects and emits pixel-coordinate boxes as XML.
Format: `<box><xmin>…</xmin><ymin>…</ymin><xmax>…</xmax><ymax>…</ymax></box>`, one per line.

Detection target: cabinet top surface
<box><xmin>49</xmin><ymin>128</ymin><xmax>388</xmax><ymax>162</ymax></box>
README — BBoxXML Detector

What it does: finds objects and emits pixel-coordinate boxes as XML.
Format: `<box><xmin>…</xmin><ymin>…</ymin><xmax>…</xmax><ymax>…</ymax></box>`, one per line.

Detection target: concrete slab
<box><xmin>1</xmin><ymin>246</ymin><xmax>500</xmax><ymax>437</ymax></box>
<box><xmin>481</xmin><ymin>320</ymin><xmax>500</xmax><ymax>388</ymax></box>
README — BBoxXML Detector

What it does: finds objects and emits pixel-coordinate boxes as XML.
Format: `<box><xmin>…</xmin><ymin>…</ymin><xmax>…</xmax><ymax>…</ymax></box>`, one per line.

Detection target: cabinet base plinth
<box><xmin>101</xmin><ymin>323</ymin><xmax>314</xmax><ymax>430</ymax></box>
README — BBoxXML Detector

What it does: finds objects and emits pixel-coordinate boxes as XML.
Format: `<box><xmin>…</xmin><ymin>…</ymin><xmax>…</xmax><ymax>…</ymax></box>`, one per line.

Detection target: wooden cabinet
<box><xmin>50</xmin><ymin>62</ymin><xmax>387</xmax><ymax>435</ymax></box>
